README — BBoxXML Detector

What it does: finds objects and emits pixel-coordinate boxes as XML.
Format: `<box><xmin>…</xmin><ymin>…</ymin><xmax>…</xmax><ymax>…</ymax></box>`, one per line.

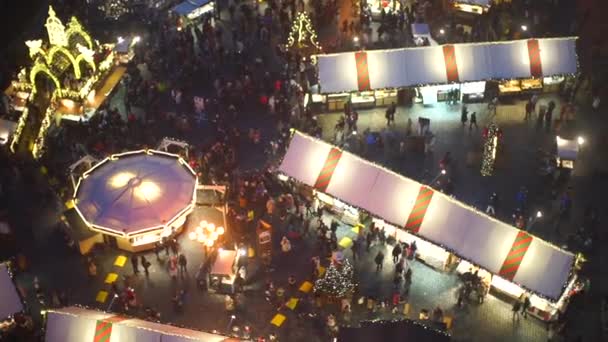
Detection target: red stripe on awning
<box><xmin>355</xmin><ymin>51</ymin><xmax>371</xmax><ymax>91</ymax></box>
<box><xmin>442</xmin><ymin>45</ymin><xmax>460</xmax><ymax>83</ymax></box>
<box><xmin>314</xmin><ymin>147</ymin><xmax>343</xmax><ymax>192</ymax></box>
<box><xmin>527</xmin><ymin>39</ymin><xmax>543</xmax><ymax>78</ymax></box>
<box><xmin>498</xmin><ymin>231</ymin><xmax>533</xmax><ymax>281</ymax></box>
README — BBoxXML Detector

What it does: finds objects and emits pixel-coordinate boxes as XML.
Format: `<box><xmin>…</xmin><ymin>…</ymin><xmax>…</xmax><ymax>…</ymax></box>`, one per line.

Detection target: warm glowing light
<box><xmin>134</xmin><ymin>181</ymin><xmax>161</xmax><ymax>201</ymax></box>
<box><xmin>536</xmin><ymin>211</ymin><xmax>542</xmax><ymax>218</ymax></box>
<box><xmin>556</xmin><ymin>136</ymin><xmax>567</xmax><ymax>147</ymax></box>
<box><xmin>133</xmin><ymin>36</ymin><xmax>141</xmax><ymax>43</ymax></box>
<box><xmin>441</xmin><ymin>169</ymin><xmax>446</xmax><ymax>175</ymax></box>
<box><xmin>217</xmin><ymin>226</ymin><xmax>225</xmax><ymax>235</ymax></box>
<box><xmin>195</xmin><ymin>226</ymin><xmax>203</xmax><ymax>234</ymax></box>
<box><xmin>117</xmin><ymin>36</ymin><xmax>124</xmax><ymax>43</ymax></box>
<box><xmin>521</xmin><ymin>25</ymin><xmax>528</xmax><ymax>31</ymax></box>
<box><xmin>577</xmin><ymin>136</ymin><xmax>584</xmax><ymax>145</ymax></box>
<box><xmin>210</xmin><ymin>232</ymin><xmax>218</xmax><ymax>241</ymax></box>
<box><xmin>60</xmin><ymin>99</ymin><xmax>76</xmax><ymax>109</ymax></box>
<box><xmin>439</xmin><ymin>29</ymin><xmax>445</xmax><ymax>35</ymax></box>
<box><xmin>87</xmin><ymin>90</ymin><xmax>96</xmax><ymax>103</ymax></box>
<box><xmin>200</xmin><ymin>220</ymin><xmax>208</xmax><ymax>227</ymax></box>
<box><xmin>353</xmin><ymin>36</ymin><xmax>359</xmax><ymax>43</ymax></box>
<box><xmin>491</xmin><ymin>136</ymin><xmax>498</xmax><ymax>160</ymax></box>
<box><xmin>207</xmin><ymin>223</ymin><xmax>215</xmax><ymax>232</ymax></box>
<box><xmin>188</xmin><ymin>232</ymin><xmax>197</xmax><ymax>240</ymax></box>
<box><xmin>198</xmin><ymin>235</ymin><xmax>206</xmax><ymax>243</ymax></box>
<box><xmin>239</xmin><ymin>249</ymin><xmax>247</xmax><ymax>256</ymax></box>
<box><xmin>205</xmin><ymin>239</ymin><xmax>214</xmax><ymax>247</ymax></box>
<box><xmin>109</xmin><ymin>172</ymin><xmax>136</xmax><ymax>188</ymax></box>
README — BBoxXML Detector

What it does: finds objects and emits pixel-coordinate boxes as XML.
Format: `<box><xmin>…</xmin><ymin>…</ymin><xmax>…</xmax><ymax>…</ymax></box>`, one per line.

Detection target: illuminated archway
<box><xmin>75</xmin><ymin>54</ymin><xmax>96</xmax><ymax>77</ymax></box>
<box><xmin>30</xmin><ymin>63</ymin><xmax>62</xmax><ymax>97</ymax></box>
<box><xmin>47</xmin><ymin>46</ymin><xmax>81</xmax><ymax>79</ymax></box>
<box><xmin>66</xmin><ymin>17</ymin><xmax>93</xmax><ymax>50</ymax></box>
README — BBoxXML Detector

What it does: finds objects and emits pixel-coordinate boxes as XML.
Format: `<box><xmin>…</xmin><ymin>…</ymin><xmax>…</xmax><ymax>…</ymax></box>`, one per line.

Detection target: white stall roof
<box><xmin>556</xmin><ymin>136</ymin><xmax>579</xmax><ymax>160</ymax></box>
<box><xmin>279</xmin><ymin>131</ymin><xmax>575</xmax><ymax>300</ymax></box>
<box><xmin>316</xmin><ymin>37</ymin><xmax>578</xmax><ymax>93</ymax></box>
<box><xmin>45</xmin><ymin>307</ymin><xmax>232</xmax><ymax>342</ymax></box>
<box><xmin>0</xmin><ymin>263</ymin><xmax>23</xmax><ymax>321</ymax></box>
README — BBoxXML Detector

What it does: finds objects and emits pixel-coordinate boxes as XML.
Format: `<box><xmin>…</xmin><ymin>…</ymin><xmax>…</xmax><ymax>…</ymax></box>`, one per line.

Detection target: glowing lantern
<box><xmin>205</xmin><ymin>239</ymin><xmax>214</xmax><ymax>247</ymax></box>
<box><xmin>207</xmin><ymin>223</ymin><xmax>215</xmax><ymax>232</ymax></box>
<box><xmin>210</xmin><ymin>232</ymin><xmax>218</xmax><ymax>241</ymax></box>
<box><xmin>200</xmin><ymin>220</ymin><xmax>208</xmax><ymax>227</ymax></box>
<box><xmin>188</xmin><ymin>232</ymin><xmax>197</xmax><ymax>240</ymax></box>
<box><xmin>217</xmin><ymin>226</ymin><xmax>225</xmax><ymax>235</ymax></box>
<box><xmin>195</xmin><ymin>226</ymin><xmax>203</xmax><ymax>234</ymax></box>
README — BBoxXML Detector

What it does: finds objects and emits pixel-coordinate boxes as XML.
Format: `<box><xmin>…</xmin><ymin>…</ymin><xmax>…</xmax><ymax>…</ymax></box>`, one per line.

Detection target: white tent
<box><xmin>45</xmin><ymin>307</ymin><xmax>232</xmax><ymax>342</ymax></box>
<box><xmin>316</xmin><ymin>37</ymin><xmax>578</xmax><ymax>93</ymax></box>
<box><xmin>0</xmin><ymin>263</ymin><xmax>23</xmax><ymax>321</ymax></box>
<box><xmin>279</xmin><ymin>131</ymin><xmax>574</xmax><ymax>300</ymax></box>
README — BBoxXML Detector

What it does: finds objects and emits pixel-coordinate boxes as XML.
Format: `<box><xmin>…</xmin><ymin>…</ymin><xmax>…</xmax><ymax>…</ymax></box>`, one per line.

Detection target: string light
<box><xmin>286</xmin><ymin>12</ymin><xmax>322</xmax><ymax>54</ymax></box>
<box><xmin>481</xmin><ymin>123</ymin><xmax>500</xmax><ymax>176</ymax></box>
<box><xmin>314</xmin><ymin>259</ymin><xmax>355</xmax><ymax>298</ymax></box>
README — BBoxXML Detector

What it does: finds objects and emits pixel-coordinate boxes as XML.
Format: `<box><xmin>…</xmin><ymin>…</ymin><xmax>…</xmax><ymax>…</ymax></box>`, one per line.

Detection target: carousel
<box><xmin>73</xmin><ymin>150</ymin><xmax>197</xmax><ymax>252</ymax></box>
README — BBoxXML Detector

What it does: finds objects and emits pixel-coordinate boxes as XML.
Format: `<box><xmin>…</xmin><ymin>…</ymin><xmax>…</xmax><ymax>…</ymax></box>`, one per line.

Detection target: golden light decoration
<box><xmin>286</xmin><ymin>12</ymin><xmax>322</xmax><ymax>54</ymax></box>
<box><xmin>190</xmin><ymin>221</ymin><xmax>225</xmax><ymax>247</ymax></box>
<box><xmin>110</xmin><ymin>172</ymin><xmax>136</xmax><ymax>188</ymax></box>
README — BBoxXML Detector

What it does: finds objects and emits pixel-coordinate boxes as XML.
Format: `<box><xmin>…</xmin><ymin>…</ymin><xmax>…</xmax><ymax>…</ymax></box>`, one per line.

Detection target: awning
<box><xmin>316</xmin><ymin>37</ymin><xmax>578</xmax><ymax>93</ymax></box>
<box><xmin>0</xmin><ymin>263</ymin><xmax>23</xmax><ymax>321</ymax></box>
<box><xmin>172</xmin><ymin>0</ymin><xmax>211</xmax><ymax>16</ymax></box>
<box><xmin>279</xmin><ymin>131</ymin><xmax>575</xmax><ymax>300</ymax></box>
<box><xmin>45</xmin><ymin>306</ymin><xmax>232</xmax><ymax>342</ymax></box>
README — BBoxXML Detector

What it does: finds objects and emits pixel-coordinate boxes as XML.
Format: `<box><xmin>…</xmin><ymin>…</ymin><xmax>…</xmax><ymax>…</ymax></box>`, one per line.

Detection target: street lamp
<box><xmin>429</xmin><ymin>169</ymin><xmax>446</xmax><ymax>185</ymax></box>
<box><xmin>577</xmin><ymin>136</ymin><xmax>585</xmax><ymax>145</ymax></box>
<box><xmin>527</xmin><ymin>211</ymin><xmax>543</xmax><ymax>232</ymax></box>
<box><xmin>353</xmin><ymin>36</ymin><xmax>359</xmax><ymax>43</ymax></box>
<box><xmin>521</xmin><ymin>25</ymin><xmax>528</xmax><ymax>31</ymax></box>
<box><xmin>439</xmin><ymin>29</ymin><xmax>445</xmax><ymax>35</ymax></box>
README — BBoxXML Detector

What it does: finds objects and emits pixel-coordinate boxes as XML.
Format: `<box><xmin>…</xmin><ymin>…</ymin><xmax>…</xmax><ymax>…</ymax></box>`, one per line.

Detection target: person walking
<box><xmin>385</xmin><ymin>103</ymin><xmax>396</xmax><ymax>126</ymax></box>
<box><xmin>375</xmin><ymin>251</ymin><xmax>385</xmax><ymax>272</ymax></box>
<box><xmin>131</xmin><ymin>255</ymin><xmax>139</xmax><ymax>274</ymax></box>
<box><xmin>521</xmin><ymin>294</ymin><xmax>531</xmax><ymax>319</ymax></box>
<box><xmin>392</xmin><ymin>244</ymin><xmax>402</xmax><ymax>263</ymax></box>
<box><xmin>461</xmin><ymin>105</ymin><xmax>468</xmax><ymax>126</ymax></box>
<box><xmin>178</xmin><ymin>254</ymin><xmax>188</xmax><ymax>274</ymax></box>
<box><xmin>524</xmin><ymin>98</ymin><xmax>533</xmax><ymax>120</ymax></box>
<box><xmin>366</xmin><ymin>231</ymin><xmax>373</xmax><ymax>252</ymax></box>
<box><xmin>154</xmin><ymin>242</ymin><xmax>162</xmax><ymax>261</ymax></box>
<box><xmin>469</xmin><ymin>112</ymin><xmax>477</xmax><ymax>130</ymax></box>
<box><xmin>512</xmin><ymin>299</ymin><xmax>522</xmax><ymax>322</ymax></box>
<box><xmin>141</xmin><ymin>255</ymin><xmax>151</xmax><ymax>276</ymax></box>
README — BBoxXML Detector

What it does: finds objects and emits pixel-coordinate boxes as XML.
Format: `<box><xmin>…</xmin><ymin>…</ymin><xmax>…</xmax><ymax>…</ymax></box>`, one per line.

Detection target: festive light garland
<box><xmin>315</xmin><ymin>258</ymin><xmax>355</xmax><ymax>298</ymax></box>
<box><xmin>276</xmin><ymin>130</ymin><xmax>576</xmax><ymax>302</ymax></box>
<box><xmin>286</xmin><ymin>12</ymin><xmax>322</xmax><ymax>54</ymax></box>
<box><xmin>32</xmin><ymin>96</ymin><xmax>57</xmax><ymax>159</ymax></box>
<box><xmin>481</xmin><ymin>123</ymin><xmax>501</xmax><ymax>176</ymax></box>
<box><xmin>9</xmin><ymin>107</ymin><xmax>30</xmax><ymax>153</ymax></box>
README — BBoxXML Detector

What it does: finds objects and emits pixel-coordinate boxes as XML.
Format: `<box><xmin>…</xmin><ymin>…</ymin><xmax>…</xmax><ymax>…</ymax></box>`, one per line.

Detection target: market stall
<box><xmin>278</xmin><ymin>131</ymin><xmax>577</xmax><ymax>319</ymax></box>
<box><xmin>453</xmin><ymin>0</ymin><xmax>491</xmax><ymax>15</ymax></box>
<box><xmin>172</xmin><ymin>0</ymin><xmax>215</xmax><ymax>28</ymax></box>
<box><xmin>556</xmin><ymin>136</ymin><xmax>582</xmax><ymax>169</ymax></box>
<box><xmin>316</xmin><ymin>37</ymin><xmax>578</xmax><ymax>94</ymax></box>
<box><xmin>209</xmin><ymin>249</ymin><xmax>240</xmax><ymax>293</ymax></box>
<box><xmin>0</xmin><ymin>262</ymin><xmax>23</xmax><ymax>322</ymax></box>
<box><xmin>44</xmin><ymin>306</ymin><xmax>233</xmax><ymax>342</ymax></box>
<box><xmin>73</xmin><ymin>150</ymin><xmax>197</xmax><ymax>252</ymax></box>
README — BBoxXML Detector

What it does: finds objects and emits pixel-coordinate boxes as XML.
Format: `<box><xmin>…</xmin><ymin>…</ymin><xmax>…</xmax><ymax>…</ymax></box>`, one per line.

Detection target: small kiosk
<box><xmin>555</xmin><ymin>135</ymin><xmax>582</xmax><ymax>170</ymax></box>
<box><xmin>209</xmin><ymin>249</ymin><xmax>240</xmax><ymax>294</ymax></box>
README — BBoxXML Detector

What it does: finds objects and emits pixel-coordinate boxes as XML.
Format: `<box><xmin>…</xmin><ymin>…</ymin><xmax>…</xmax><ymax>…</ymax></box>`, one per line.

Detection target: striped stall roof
<box><xmin>316</xmin><ymin>37</ymin><xmax>578</xmax><ymax>93</ymax></box>
<box><xmin>279</xmin><ymin>131</ymin><xmax>575</xmax><ymax>300</ymax></box>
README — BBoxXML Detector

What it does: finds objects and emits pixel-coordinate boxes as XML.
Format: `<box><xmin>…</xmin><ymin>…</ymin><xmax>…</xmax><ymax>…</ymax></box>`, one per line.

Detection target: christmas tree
<box><xmin>315</xmin><ymin>259</ymin><xmax>355</xmax><ymax>299</ymax></box>
<box><xmin>286</xmin><ymin>12</ymin><xmax>322</xmax><ymax>54</ymax></box>
<box><xmin>481</xmin><ymin>123</ymin><xmax>500</xmax><ymax>176</ymax></box>
<box><xmin>99</xmin><ymin>0</ymin><xmax>130</xmax><ymax>20</ymax></box>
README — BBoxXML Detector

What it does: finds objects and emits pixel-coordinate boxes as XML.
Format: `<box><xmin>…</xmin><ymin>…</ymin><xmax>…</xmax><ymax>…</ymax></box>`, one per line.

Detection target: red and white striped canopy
<box><xmin>279</xmin><ymin>131</ymin><xmax>574</xmax><ymax>300</ymax></box>
<box><xmin>45</xmin><ymin>307</ymin><xmax>233</xmax><ymax>342</ymax></box>
<box><xmin>317</xmin><ymin>37</ymin><xmax>578</xmax><ymax>93</ymax></box>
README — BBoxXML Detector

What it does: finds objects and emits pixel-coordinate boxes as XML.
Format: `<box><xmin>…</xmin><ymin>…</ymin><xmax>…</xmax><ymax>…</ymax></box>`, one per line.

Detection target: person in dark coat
<box><xmin>131</xmin><ymin>255</ymin><xmax>139</xmax><ymax>274</ymax></box>
<box><xmin>461</xmin><ymin>105</ymin><xmax>468</xmax><ymax>125</ymax></box>
<box><xmin>141</xmin><ymin>255</ymin><xmax>150</xmax><ymax>276</ymax></box>
<box><xmin>375</xmin><ymin>251</ymin><xmax>385</xmax><ymax>272</ymax></box>
<box><xmin>392</xmin><ymin>244</ymin><xmax>402</xmax><ymax>263</ymax></box>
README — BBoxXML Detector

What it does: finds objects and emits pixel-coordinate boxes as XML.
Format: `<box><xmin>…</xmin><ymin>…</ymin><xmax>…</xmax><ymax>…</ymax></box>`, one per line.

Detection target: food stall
<box><xmin>44</xmin><ymin>306</ymin><xmax>232</xmax><ymax>342</ymax></box>
<box><xmin>172</xmin><ymin>0</ymin><xmax>216</xmax><ymax>30</ymax></box>
<box><xmin>0</xmin><ymin>262</ymin><xmax>24</xmax><ymax>325</ymax></box>
<box><xmin>555</xmin><ymin>136</ymin><xmax>582</xmax><ymax>170</ymax></box>
<box><xmin>453</xmin><ymin>0</ymin><xmax>491</xmax><ymax>15</ymax></box>
<box><xmin>73</xmin><ymin>150</ymin><xmax>197</xmax><ymax>252</ymax></box>
<box><xmin>364</xmin><ymin>0</ymin><xmax>401</xmax><ymax>20</ymax></box>
<box><xmin>278</xmin><ymin>130</ymin><xmax>578</xmax><ymax>321</ymax></box>
<box><xmin>209</xmin><ymin>249</ymin><xmax>240</xmax><ymax>294</ymax></box>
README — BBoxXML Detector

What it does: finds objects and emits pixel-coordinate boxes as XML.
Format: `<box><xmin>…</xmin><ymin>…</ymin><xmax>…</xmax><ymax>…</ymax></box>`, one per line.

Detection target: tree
<box><xmin>481</xmin><ymin>123</ymin><xmax>501</xmax><ymax>176</ymax></box>
<box><xmin>315</xmin><ymin>259</ymin><xmax>355</xmax><ymax>299</ymax></box>
<box><xmin>286</xmin><ymin>12</ymin><xmax>322</xmax><ymax>55</ymax></box>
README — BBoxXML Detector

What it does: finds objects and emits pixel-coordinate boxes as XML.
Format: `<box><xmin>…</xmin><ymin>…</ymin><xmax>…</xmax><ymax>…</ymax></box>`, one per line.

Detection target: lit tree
<box><xmin>99</xmin><ymin>0</ymin><xmax>130</xmax><ymax>20</ymax></box>
<box><xmin>315</xmin><ymin>259</ymin><xmax>355</xmax><ymax>299</ymax></box>
<box><xmin>481</xmin><ymin>123</ymin><xmax>501</xmax><ymax>176</ymax></box>
<box><xmin>286</xmin><ymin>12</ymin><xmax>322</xmax><ymax>55</ymax></box>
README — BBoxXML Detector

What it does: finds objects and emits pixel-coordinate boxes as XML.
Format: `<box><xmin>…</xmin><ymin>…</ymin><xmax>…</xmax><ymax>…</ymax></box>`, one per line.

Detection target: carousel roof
<box><xmin>74</xmin><ymin>150</ymin><xmax>197</xmax><ymax>236</ymax></box>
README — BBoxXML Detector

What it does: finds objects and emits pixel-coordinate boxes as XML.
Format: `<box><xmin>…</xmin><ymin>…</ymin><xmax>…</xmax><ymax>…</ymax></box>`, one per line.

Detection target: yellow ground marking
<box><xmin>114</xmin><ymin>255</ymin><xmax>127</xmax><ymax>267</ymax></box>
